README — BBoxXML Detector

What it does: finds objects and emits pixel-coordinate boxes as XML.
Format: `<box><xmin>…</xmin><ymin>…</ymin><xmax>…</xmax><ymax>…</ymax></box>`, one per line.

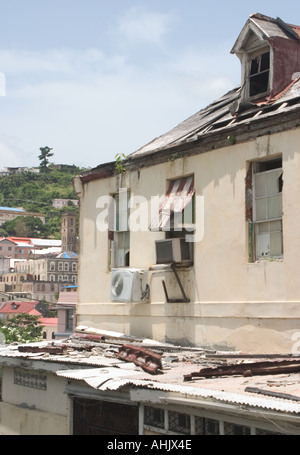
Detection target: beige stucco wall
<box><xmin>0</xmin><ymin>402</ymin><xmax>68</xmax><ymax>435</ymax></box>
<box><xmin>0</xmin><ymin>367</ymin><xmax>70</xmax><ymax>435</ymax></box>
<box><xmin>75</xmin><ymin>129</ymin><xmax>300</xmax><ymax>353</ymax></box>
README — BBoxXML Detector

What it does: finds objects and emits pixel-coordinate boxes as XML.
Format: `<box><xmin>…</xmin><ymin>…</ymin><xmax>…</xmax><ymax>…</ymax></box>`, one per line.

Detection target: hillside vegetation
<box><xmin>0</xmin><ymin>165</ymin><xmax>86</xmax><ymax>239</ymax></box>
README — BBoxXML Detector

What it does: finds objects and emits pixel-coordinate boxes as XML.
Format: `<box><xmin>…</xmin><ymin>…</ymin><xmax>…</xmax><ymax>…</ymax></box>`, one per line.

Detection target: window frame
<box><xmin>244</xmin><ymin>46</ymin><xmax>272</xmax><ymax>100</ymax></box>
<box><xmin>163</xmin><ymin>177</ymin><xmax>195</xmax><ymax>266</ymax></box>
<box><xmin>248</xmin><ymin>158</ymin><xmax>283</xmax><ymax>261</ymax></box>
<box><xmin>109</xmin><ymin>189</ymin><xmax>130</xmax><ymax>269</ymax></box>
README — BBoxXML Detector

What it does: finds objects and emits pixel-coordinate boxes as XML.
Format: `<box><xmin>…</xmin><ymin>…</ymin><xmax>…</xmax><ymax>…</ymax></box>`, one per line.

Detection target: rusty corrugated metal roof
<box><xmin>1</xmin><ymin>335</ymin><xmax>300</xmax><ymax>416</ymax></box>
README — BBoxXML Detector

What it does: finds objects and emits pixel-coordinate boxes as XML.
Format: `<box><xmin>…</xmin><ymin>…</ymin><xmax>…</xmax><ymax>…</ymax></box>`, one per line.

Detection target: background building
<box><xmin>61</xmin><ymin>212</ymin><xmax>78</xmax><ymax>254</ymax></box>
<box><xmin>0</xmin><ymin>207</ymin><xmax>45</xmax><ymax>226</ymax></box>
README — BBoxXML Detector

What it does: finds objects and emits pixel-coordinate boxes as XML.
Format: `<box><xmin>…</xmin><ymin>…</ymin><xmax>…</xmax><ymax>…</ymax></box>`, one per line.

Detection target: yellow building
<box><xmin>74</xmin><ymin>13</ymin><xmax>300</xmax><ymax>354</ymax></box>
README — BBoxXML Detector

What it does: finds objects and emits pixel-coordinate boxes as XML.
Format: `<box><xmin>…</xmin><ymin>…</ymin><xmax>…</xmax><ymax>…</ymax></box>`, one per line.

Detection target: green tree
<box><xmin>38</xmin><ymin>146</ymin><xmax>54</xmax><ymax>172</ymax></box>
<box><xmin>0</xmin><ymin>166</ymin><xmax>82</xmax><ymax>238</ymax></box>
<box><xmin>0</xmin><ymin>314</ymin><xmax>43</xmax><ymax>344</ymax></box>
<box><xmin>0</xmin><ymin>216</ymin><xmax>49</xmax><ymax>237</ymax></box>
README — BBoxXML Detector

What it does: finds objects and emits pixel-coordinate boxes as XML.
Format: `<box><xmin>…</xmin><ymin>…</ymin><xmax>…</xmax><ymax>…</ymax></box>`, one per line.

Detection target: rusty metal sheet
<box><xmin>18</xmin><ymin>345</ymin><xmax>65</xmax><ymax>355</ymax></box>
<box><xmin>72</xmin><ymin>333</ymin><xmax>105</xmax><ymax>342</ymax></box>
<box><xmin>184</xmin><ymin>359</ymin><xmax>300</xmax><ymax>381</ymax></box>
<box><xmin>117</xmin><ymin>344</ymin><xmax>162</xmax><ymax>374</ymax></box>
<box><xmin>245</xmin><ymin>387</ymin><xmax>300</xmax><ymax>402</ymax></box>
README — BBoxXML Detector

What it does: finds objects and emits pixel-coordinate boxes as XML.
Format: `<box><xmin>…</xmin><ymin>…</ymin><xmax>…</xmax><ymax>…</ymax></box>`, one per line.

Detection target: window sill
<box><xmin>248</xmin><ymin>257</ymin><xmax>283</xmax><ymax>265</ymax></box>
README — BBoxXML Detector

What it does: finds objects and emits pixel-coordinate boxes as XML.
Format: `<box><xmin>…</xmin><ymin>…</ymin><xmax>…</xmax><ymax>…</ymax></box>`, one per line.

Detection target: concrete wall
<box><xmin>75</xmin><ymin>129</ymin><xmax>300</xmax><ymax>353</ymax></box>
<box><xmin>0</xmin><ymin>402</ymin><xmax>68</xmax><ymax>435</ymax></box>
<box><xmin>0</xmin><ymin>367</ymin><xmax>70</xmax><ymax>435</ymax></box>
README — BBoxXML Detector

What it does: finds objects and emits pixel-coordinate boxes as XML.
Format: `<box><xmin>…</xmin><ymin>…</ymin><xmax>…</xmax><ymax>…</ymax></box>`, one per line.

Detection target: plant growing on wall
<box><xmin>115</xmin><ymin>153</ymin><xmax>126</xmax><ymax>174</ymax></box>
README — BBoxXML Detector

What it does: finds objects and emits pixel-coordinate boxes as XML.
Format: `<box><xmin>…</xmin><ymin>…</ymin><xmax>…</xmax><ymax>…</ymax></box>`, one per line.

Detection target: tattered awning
<box><xmin>150</xmin><ymin>175</ymin><xmax>195</xmax><ymax>231</ymax></box>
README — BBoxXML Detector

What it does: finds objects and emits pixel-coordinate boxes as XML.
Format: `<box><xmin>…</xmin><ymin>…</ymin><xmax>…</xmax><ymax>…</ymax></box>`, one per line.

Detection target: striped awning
<box><xmin>150</xmin><ymin>175</ymin><xmax>195</xmax><ymax>230</ymax></box>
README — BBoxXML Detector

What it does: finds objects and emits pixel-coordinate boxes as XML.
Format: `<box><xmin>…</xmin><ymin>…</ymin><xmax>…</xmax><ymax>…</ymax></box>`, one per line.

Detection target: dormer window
<box><xmin>248</xmin><ymin>50</ymin><xmax>270</xmax><ymax>97</ymax></box>
<box><xmin>231</xmin><ymin>13</ymin><xmax>300</xmax><ymax>105</ymax></box>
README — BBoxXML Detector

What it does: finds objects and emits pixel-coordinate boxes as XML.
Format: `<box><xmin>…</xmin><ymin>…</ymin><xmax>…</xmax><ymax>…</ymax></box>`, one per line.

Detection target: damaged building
<box><xmin>1</xmin><ymin>328</ymin><xmax>300</xmax><ymax>435</ymax></box>
<box><xmin>73</xmin><ymin>13</ymin><xmax>300</xmax><ymax>354</ymax></box>
<box><xmin>1</xmin><ymin>13</ymin><xmax>300</xmax><ymax>435</ymax></box>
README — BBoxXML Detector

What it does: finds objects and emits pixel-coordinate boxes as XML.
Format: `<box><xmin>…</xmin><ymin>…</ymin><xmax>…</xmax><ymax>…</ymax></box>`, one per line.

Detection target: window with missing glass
<box><xmin>248</xmin><ymin>51</ymin><xmax>270</xmax><ymax>98</ymax></box>
<box><xmin>109</xmin><ymin>189</ymin><xmax>130</xmax><ymax>268</ymax></box>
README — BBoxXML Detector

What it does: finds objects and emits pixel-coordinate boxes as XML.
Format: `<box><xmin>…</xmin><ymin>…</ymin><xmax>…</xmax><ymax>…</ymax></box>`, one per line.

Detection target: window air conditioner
<box><xmin>155</xmin><ymin>238</ymin><xmax>193</xmax><ymax>265</ymax></box>
<box><xmin>110</xmin><ymin>268</ymin><xmax>148</xmax><ymax>303</ymax></box>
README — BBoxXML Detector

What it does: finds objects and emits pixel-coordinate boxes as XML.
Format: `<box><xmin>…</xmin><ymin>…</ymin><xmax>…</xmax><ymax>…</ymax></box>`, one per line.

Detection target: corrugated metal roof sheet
<box><xmin>1</xmin><ymin>337</ymin><xmax>300</xmax><ymax>416</ymax></box>
<box><xmin>56</xmin><ymin>366</ymin><xmax>146</xmax><ymax>389</ymax></box>
<box><xmin>55</xmin><ymin>365</ymin><xmax>300</xmax><ymax>414</ymax></box>
<box><xmin>30</xmin><ymin>239</ymin><xmax>61</xmax><ymax>246</ymax></box>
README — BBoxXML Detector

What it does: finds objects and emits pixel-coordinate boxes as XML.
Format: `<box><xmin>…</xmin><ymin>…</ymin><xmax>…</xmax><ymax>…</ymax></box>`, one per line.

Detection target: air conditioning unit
<box><xmin>110</xmin><ymin>268</ymin><xmax>148</xmax><ymax>303</ymax></box>
<box><xmin>155</xmin><ymin>238</ymin><xmax>193</xmax><ymax>265</ymax></box>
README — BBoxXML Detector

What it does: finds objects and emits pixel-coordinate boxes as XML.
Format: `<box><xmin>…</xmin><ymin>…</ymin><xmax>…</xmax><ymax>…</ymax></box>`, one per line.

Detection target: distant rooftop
<box><xmin>0</xmin><ymin>207</ymin><xmax>25</xmax><ymax>212</ymax></box>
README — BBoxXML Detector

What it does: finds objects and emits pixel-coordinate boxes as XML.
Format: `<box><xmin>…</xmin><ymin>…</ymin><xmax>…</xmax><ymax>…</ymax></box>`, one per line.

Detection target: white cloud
<box><xmin>0</xmin><ymin>29</ymin><xmax>239</xmax><ymax>169</ymax></box>
<box><xmin>117</xmin><ymin>6</ymin><xmax>177</xmax><ymax>47</ymax></box>
<box><xmin>0</xmin><ymin>137</ymin><xmax>27</xmax><ymax>169</ymax></box>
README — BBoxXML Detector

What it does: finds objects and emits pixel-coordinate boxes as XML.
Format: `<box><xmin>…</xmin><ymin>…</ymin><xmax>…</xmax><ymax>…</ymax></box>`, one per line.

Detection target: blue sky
<box><xmin>0</xmin><ymin>1</ymin><xmax>300</xmax><ymax>169</ymax></box>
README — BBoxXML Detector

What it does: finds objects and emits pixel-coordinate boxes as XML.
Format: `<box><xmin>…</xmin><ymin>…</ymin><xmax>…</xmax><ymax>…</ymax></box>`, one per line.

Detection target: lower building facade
<box><xmin>0</xmin><ymin>336</ymin><xmax>299</xmax><ymax>435</ymax></box>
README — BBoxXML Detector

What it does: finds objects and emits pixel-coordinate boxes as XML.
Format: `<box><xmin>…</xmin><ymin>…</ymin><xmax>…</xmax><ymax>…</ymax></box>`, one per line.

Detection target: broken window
<box><xmin>109</xmin><ymin>189</ymin><xmax>130</xmax><ymax>268</ymax></box>
<box><xmin>247</xmin><ymin>158</ymin><xmax>283</xmax><ymax>261</ymax></box>
<box><xmin>248</xmin><ymin>51</ymin><xmax>270</xmax><ymax>98</ymax></box>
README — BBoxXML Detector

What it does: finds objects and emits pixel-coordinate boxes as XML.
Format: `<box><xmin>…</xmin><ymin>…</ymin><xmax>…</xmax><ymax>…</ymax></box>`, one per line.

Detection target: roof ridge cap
<box><xmin>250</xmin><ymin>13</ymin><xmax>276</xmax><ymax>22</ymax></box>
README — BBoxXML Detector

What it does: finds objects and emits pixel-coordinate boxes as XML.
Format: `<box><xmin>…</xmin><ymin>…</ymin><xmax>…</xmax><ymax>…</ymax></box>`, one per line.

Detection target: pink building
<box><xmin>55</xmin><ymin>285</ymin><xmax>77</xmax><ymax>339</ymax></box>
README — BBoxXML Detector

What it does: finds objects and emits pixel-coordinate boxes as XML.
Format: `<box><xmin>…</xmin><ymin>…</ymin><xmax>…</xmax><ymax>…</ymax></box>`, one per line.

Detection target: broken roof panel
<box><xmin>1</xmin><ymin>335</ymin><xmax>300</xmax><ymax>417</ymax></box>
<box><xmin>56</xmin><ymin>358</ymin><xmax>300</xmax><ymax>414</ymax></box>
<box><xmin>129</xmin><ymin>79</ymin><xmax>300</xmax><ymax>159</ymax></box>
<box><xmin>129</xmin><ymin>88</ymin><xmax>241</xmax><ymax>158</ymax></box>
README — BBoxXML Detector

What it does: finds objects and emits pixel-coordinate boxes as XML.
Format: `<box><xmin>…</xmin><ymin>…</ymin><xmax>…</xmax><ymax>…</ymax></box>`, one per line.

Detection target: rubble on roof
<box><xmin>184</xmin><ymin>359</ymin><xmax>300</xmax><ymax>381</ymax></box>
<box><xmin>1</xmin><ymin>327</ymin><xmax>300</xmax><ymax>416</ymax></box>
